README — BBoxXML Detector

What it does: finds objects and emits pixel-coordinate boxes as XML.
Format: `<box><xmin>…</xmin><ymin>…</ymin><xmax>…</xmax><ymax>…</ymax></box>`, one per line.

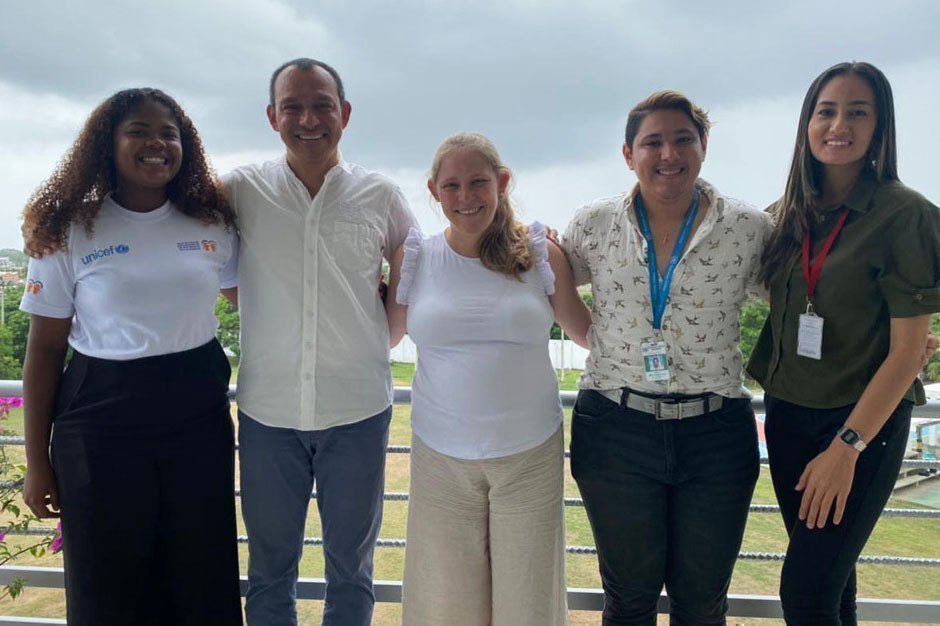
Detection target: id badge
<box><xmin>642</xmin><ymin>340</ymin><xmax>670</xmax><ymax>381</ymax></box>
<box><xmin>797</xmin><ymin>312</ymin><xmax>824</xmax><ymax>360</ymax></box>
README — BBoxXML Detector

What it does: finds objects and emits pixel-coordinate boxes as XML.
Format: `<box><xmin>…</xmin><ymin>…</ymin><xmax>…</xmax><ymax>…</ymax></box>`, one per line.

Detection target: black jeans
<box><xmin>570</xmin><ymin>390</ymin><xmax>759</xmax><ymax>626</ymax></box>
<box><xmin>764</xmin><ymin>394</ymin><xmax>912</xmax><ymax>626</ymax></box>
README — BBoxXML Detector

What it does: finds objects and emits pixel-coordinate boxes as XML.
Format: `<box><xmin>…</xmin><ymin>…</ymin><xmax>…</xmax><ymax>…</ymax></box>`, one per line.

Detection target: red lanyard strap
<box><xmin>802</xmin><ymin>209</ymin><xmax>849</xmax><ymax>302</ymax></box>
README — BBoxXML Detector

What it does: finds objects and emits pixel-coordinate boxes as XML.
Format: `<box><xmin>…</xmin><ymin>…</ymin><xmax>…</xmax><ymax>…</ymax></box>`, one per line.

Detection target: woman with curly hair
<box><xmin>20</xmin><ymin>88</ymin><xmax>242</xmax><ymax>626</ymax></box>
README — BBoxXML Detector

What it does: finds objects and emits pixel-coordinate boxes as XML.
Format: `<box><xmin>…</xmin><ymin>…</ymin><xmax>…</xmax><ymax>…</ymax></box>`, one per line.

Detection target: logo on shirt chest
<box><xmin>26</xmin><ymin>279</ymin><xmax>42</xmax><ymax>295</ymax></box>
<box><xmin>177</xmin><ymin>240</ymin><xmax>217</xmax><ymax>252</ymax></box>
<box><xmin>80</xmin><ymin>244</ymin><xmax>130</xmax><ymax>265</ymax></box>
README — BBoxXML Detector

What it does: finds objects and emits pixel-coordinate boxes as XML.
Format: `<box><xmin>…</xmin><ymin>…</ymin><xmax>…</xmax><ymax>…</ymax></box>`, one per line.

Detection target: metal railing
<box><xmin>0</xmin><ymin>380</ymin><xmax>939</xmax><ymax>623</ymax></box>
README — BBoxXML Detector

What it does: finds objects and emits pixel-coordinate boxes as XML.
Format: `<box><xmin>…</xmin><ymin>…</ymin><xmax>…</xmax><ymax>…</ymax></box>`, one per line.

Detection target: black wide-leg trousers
<box><xmin>51</xmin><ymin>339</ymin><xmax>243</xmax><ymax>626</ymax></box>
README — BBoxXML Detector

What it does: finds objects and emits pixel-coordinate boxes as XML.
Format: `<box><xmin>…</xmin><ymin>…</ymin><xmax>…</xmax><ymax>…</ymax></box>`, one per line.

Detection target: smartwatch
<box><xmin>836</xmin><ymin>426</ymin><xmax>867</xmax><ymax>452</ymax></box>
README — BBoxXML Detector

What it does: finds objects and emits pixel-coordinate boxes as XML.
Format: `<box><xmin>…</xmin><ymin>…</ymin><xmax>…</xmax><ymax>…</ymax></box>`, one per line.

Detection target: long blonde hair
<box><xmin>429</xmin><ymin>132</ymin><xmax>532</xmax><ymax>278</ymax></box>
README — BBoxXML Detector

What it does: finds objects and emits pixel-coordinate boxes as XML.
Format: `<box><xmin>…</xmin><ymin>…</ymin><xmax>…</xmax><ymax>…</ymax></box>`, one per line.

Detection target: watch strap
<box><xmin>837</xmin><ymin>426</ymin><xmax>867</xmax><ymax>452</ymax></box>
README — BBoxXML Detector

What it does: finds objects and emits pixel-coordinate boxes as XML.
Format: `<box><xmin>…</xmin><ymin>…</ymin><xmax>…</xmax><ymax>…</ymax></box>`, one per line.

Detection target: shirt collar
<box><xmin>103</xmin><ymin>192</ymin><xmax>173</xmax><ymax>221</ymax></box>
<box><xmin>841</xmin><ymin>170</ymin><xmax>878</xmax><ymax>214</ymax></box>
<box><xmin>334</xmin><ymin>153</ymin><xmax>353</xmax><ymax>175</ymax></box>
<box><xmin>622</xmin><ymin>178</ymin><xmax>723</xmax><ymax>224</ymax></box>
<box><xmin>278</xmin><ymin>152</ymin><xmax>351</xmax><ymax>196</ymax></box>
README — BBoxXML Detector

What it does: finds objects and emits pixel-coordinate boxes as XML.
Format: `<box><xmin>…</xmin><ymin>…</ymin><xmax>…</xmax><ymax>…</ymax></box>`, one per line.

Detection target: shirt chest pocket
<box><xmin>328</xmin><ymin>221</ymin><xmax>384</xmax><ymax>276</ymax></box>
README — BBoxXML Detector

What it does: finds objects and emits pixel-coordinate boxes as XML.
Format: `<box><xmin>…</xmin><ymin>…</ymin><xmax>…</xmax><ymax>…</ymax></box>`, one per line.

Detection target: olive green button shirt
<box><xmin>747</xmin><ymin>175</ymin><xmax>940</xmax><ymax>408</ymax></box>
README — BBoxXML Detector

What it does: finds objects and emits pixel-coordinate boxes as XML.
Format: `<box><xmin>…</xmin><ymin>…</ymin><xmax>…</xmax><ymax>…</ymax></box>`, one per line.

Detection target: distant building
<box><xmin>0</xmin><ymin>272</ymin><xmax>23</xmax><ymax>286</ymax></box>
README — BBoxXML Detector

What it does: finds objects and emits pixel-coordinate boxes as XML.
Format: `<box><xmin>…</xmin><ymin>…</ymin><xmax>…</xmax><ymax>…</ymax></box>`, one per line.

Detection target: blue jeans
<box><xmin>570</xmin><ymin>390</ymin><xmax>759</xmax><ymax>626</ymax></box>
<box><xmin>764</xmin><ymin>394</ymin><xmax>911</xmax><ymax>626</ymax></box>
<box><xmin>238</xmin><ymin>407</ymin><xmax>392</xmax><ymax>626</ymax></box>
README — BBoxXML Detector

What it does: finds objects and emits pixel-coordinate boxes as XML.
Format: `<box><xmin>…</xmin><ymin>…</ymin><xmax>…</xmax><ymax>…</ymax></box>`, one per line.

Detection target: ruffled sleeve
<box><xmin>395</xmin><ymin>227</ymin><xmax>424</xmax><ymax>305</ymax></box>
<box><xmin>528</xmin><ymin>222</ymin><xmax>556</xmax><ymax>296</ymax></box>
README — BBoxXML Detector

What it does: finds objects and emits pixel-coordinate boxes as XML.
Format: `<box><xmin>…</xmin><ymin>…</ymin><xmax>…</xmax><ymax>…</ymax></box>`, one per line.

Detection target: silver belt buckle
<box><xmin>655</xmin><ymin>400</ymin><xmax>682</xmax><ymax>421</ymax></box>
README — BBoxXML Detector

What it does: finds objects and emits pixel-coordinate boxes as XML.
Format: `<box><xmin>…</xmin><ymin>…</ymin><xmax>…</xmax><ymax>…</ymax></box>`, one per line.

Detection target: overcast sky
<box><xmin>1</xmin><ymin>0</ymin><xmax>938</xmax><ymax>249</ymax></box>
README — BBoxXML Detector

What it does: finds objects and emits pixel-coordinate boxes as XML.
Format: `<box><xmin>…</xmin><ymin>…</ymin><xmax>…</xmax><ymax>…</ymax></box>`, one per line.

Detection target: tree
<box><xmin>924</xmin><ymin>314</ymin><xmax>940</xmax><ymax>382</ymax></box>
<box><xmin>738</xmin><ymin>299</ymin><xmax>770</xmax><ymax>367</ymax></box>
<box><xmin>215</xmin><ymin>295</ymin><xmax>240</xmax><ymax>360</ymax></box>
<box><xmin>0</xmin><ymin>250</ymin><xmax>27</xmax><ymax>267</ymax></box>
<box><xmin>0</xmin><ymin>326</ymin><xmax>21</xmax><ymax>379</ymax></box>
<box><xmin>550</xmin><ymin>291</ymin><xmax>593</xmax><ymax>340</ymax></box>
<box><xmin>1</xmin><ymin>287</ymin><xmax>29</xmax><ymax>366</ymax></box>
<box><xmin>0</xmin><ymin>286</ymin><xmax>27</xmax><ymax>377</ymax></box>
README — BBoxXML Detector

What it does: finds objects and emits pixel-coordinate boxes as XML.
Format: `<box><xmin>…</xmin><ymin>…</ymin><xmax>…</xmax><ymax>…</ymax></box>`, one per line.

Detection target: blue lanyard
<box><xmin>634</xmin><ymin>190</ymin><xmax>700</xmax><ymax>331</ymax></box>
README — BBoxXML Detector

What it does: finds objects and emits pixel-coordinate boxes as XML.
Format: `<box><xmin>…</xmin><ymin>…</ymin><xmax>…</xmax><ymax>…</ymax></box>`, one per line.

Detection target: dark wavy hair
<box><xmin>22</xmin><ymin>88</ymin><xmax>235</xmax><ymax>248</ymax></box>
<box><xmin>759</xmin><ymin>62</ymin><xmax>898</xmax><ymax>285</ymax></box>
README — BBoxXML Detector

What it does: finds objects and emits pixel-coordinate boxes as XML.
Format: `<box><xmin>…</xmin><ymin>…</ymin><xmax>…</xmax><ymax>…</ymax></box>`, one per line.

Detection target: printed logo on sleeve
<box><xmin>80</xmin><ymin>244</ymin><xmax>130</xmax><ymax>265</ymax></box>
<box><xmin>26</xmin><ymin>279</ymin><xmax>42</xmax><ymax>295</ymax></box>
<box><xmin>177</xmin><ymin>240</ymin><xmax>218</xmax><ymax>253</ymax></box>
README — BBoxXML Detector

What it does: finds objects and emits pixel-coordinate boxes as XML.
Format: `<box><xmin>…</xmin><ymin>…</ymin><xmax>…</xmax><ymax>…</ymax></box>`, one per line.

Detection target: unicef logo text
<box><xmin>80</xmin><ymin>244</ymin><xmax>131</xmax><ymax>265</ymax></box>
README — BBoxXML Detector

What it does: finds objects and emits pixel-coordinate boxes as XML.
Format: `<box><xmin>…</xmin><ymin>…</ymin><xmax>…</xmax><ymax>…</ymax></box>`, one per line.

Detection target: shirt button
<box><xmin>305</xmin><ymin>341</ymin><xmax>313</xmax><ymax>350</ymax></box>
<box><xmin>304</xmin><ymin>373</ymin><xmax>313</xmax><ymax>381</ymax></box>
<box><xmin>914</xmin><ymin>293</ymin><xmax>924</xmax><ymax>302</ymax></box>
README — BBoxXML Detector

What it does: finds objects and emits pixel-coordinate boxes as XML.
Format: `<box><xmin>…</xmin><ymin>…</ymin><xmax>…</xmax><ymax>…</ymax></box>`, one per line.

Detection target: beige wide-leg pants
<box><xmin>402</xmin><ymin>427</ymin><xmax>568</xmax><ymax>626</ymax></box>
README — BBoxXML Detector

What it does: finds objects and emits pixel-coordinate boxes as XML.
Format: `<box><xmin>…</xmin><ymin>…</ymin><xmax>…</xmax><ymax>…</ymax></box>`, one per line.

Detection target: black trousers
<box><xmin>571</xmin><ymin>390</ymin><xmax>759</xmax><ymax>626</ymax></box>
<box><xmin>764</xmin><ymin>393</ymin><xmax>911</xmax><ymax>626</ymax></box>
<box><xmin>50</xmin><ymin>339</ymin><xmax>243</xmax><ymax>626</ymax></box>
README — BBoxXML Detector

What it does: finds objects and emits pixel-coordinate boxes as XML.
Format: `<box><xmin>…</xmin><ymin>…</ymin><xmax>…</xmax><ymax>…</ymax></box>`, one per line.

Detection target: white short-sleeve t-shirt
<box><xmin>396</xmin><ymin>223</ymin><xmax>562</xmax><ymax>460</ymax></box>
<box><xmin>21</xmin><ymin>196</ymin><xmax>238</xmax><ymax>360</ymax></box>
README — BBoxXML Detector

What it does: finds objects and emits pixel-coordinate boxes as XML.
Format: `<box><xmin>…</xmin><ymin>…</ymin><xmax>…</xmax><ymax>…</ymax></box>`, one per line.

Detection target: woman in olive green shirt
<box><xmin>748</xmin><ymin>62</ymin><xmax>940</xmax><ymax>625</ymax></box>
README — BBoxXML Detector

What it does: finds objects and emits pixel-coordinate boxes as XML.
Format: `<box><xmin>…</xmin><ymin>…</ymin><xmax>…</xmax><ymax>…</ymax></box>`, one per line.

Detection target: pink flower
<box><xmin>0</xmin><ymin>530</ymin><xmax>6</xmax><ymax>543</ymax></box>
<box><xmin>49</xmin><ymin>522</ymin><xmax>62</xmax><ymax>554</ymax></box>
<box><xmin>0</xmin><ymin>397</ymin><xmax>21</xmax><ymax>420</ymax></box>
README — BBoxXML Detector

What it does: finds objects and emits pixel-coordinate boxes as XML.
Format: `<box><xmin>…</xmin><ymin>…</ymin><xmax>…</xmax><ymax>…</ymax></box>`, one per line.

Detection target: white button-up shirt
<box><xmin>225</xmin><ymin>157</ymin><xmax>417</xmax><ymax>430</ymax></box>
<box><xmin>562</xmin><ymin>180</ymin><xmax>771</xmax><ymax>398</ymax></box>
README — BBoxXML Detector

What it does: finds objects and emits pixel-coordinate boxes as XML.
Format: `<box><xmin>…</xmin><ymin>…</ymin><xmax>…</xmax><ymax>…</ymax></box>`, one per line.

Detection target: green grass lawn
<box><xmin>1</xmin><ymin>368</ymin><xmax>938</xmax><ymax>625</ymax></box>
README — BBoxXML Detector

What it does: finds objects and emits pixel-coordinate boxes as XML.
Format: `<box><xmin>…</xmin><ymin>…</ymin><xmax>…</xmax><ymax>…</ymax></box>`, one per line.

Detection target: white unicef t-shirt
<box><xmin>21</xmin><ymin>196</ymin><xmax>238</xmax><ymax>360</ymax></box>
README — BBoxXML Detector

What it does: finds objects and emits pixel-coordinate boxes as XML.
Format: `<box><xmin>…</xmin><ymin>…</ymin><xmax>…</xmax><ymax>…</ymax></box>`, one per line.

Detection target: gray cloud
<box><xmin>4</xmin><ymin>0</ymin><xmax>938</xmax><ymax>165</ymax></box>
<box><xmin>1</xmin><ymin>0</ymin><xmax>938</xmax><ymax>247</ymax></box>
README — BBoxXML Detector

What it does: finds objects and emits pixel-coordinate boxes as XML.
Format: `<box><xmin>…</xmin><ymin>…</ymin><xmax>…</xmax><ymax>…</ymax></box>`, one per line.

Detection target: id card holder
<box><xmin>797</xmin><ymin>304</ymin><xmax>824</xmax><ymax>360</ymax></box>
<box><xmin>642</xmin><ymin>339</ymin><xmax>670</xmax><ymax>381</ymax></box>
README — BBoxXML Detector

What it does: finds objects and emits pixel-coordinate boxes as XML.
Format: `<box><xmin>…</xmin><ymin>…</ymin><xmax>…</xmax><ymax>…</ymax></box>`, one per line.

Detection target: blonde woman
<box><xmin>386</xmin><ymin>132</ymin><xmax>591</xmax><ymax>626</ymax></box>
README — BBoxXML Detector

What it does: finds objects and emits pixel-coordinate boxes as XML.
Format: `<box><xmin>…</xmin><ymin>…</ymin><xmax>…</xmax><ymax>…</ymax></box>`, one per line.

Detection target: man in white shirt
<box><xmin>227</xmin><ymin>58</ymin><xmax>417</xmax><ymax>626</ymax></box>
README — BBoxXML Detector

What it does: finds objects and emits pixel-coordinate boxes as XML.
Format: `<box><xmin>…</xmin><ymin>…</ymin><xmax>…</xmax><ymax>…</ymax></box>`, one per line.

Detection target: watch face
<box><xmin>841</xmin><ymin>429</ymin><xmax>860</xmax><ymax>445</ymax></box>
